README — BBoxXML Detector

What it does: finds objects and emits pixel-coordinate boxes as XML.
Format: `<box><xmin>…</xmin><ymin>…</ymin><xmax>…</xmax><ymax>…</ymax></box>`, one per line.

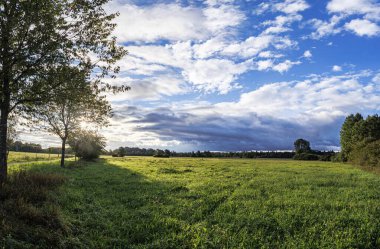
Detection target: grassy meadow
<box><xmin>2</xmin><ymin>156</ymin><xmax>380</xmax><ymax>248</ymax></box>
<box><xmin>8</xmin><ymin>151</ymin><xmax>62</xmax><ymax>164</ymax></box>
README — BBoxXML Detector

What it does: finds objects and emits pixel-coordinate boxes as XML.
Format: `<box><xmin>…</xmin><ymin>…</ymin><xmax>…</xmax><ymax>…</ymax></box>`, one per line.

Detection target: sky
<box><xmin>21</xmin><ymin>0</ymin><xmax>380</xmax><ymax>152</ymax></box>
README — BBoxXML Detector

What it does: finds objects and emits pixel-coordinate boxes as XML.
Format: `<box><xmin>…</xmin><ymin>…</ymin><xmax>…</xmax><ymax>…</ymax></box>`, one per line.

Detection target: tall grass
<box><xmin>0</xmin><ymin>171</ymin><xmax>67</xmax><ymax>248</ymax></box>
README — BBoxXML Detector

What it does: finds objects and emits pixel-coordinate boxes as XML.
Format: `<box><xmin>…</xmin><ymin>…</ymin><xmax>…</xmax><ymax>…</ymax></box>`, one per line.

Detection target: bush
<box><xmin>153</xmin><ymin>155</ymin><xmax>170</xmax><ymax>158</ymax></box>
<box><xmin>351</xmin><ymin>140</ymin><xmax>380</xmax><ymax>167</ymax></box>
<box><xmin>319</xmin><ymin>154</ymin><xmax>333</xmax><ymax>161</ymax></box>
<box><xmin>112</xmin><ymin>154</ymin><xmax>124</xmax><ymax>157</ymax></box>
<box><xmin>293</xmin><ymin>153</ymin><xmax>320</xmax><ymax>161</ymax></box>
<box><xmin>69</xmin><ymin>130</ymin><xmax>106</xmax><ymax>160</ymax></box>
<box><xmin>330</xmin><ymin>152</ymin><xmax>346</xmax><ymax>162</ymax></box>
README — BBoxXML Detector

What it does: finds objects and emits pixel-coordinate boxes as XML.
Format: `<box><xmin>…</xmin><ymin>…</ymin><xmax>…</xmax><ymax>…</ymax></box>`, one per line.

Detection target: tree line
<box><xmin>110</xmin><ymin>146</ymin><xmax>336</xmax><ymax>159</ymax></box>
<box><xmin>9</xmin><ymin>140</ymin><xmax>73</xmax><ymax>155</ymax></box>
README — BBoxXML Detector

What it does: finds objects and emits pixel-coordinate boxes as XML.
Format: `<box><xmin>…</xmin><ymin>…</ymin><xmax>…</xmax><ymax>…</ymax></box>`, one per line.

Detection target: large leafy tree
<box><xmin>25</xmin><ymin>66</ymin><xmax>111</xmax><ymax>167</ymax></box>
<box><xmin>0</xmin><ymin>0</ymin><xmax>126</xmax><ymax>183</ymax></box>
<box><xmin>340</xmin><ymin>113</ymin><xmax>364</xmax><ymax>160</ymax></box>
<box><xmin>340</xmin><ymin>113</ymin><xmax>380</xmax><ymax>164</ymax></box>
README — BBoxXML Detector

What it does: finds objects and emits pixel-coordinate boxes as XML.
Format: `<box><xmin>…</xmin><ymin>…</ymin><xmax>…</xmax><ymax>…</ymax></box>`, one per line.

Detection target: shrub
<box><xmin>351</xmin><ymin>140</ymin><xmax>380</xmax><ymax>167</ymax></box>
<box><xmin>319</xmin><ymin>154</ymin><xmax>333</xmax><ymax>161</ymax></box>
<box><xmin>293</xmin><ymin>153</ymin><xmax>320</xmax><ymax>161</ymax></box>
<box><xmin>153</xmin><ymin>154</ymin><xmax>170</xmax><ymax>158</ymax></box>
<box><xmin>69</xmin><ymin>130</ymin><xmax>106</xmax><ymax>160</ymax></box>
<box><xmin>330</xmin><ymin>152</ymin><xmax>345</xmax><ymax>162</ymax></box>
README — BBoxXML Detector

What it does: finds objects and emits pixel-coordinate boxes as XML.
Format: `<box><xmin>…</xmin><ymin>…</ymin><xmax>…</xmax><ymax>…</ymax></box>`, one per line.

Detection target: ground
<box><xmin>2</xmin><ymin>156</ymin><xmax>380</xmax><ymax>248</ymax></box>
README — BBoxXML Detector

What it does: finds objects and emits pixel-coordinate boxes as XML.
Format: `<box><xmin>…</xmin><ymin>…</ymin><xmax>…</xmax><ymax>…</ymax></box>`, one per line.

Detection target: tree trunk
<box><xmin>0</xmin><ymin>107</ymin><xmax>9</xmax><ymax>186</ymax></box>
<box><xmin>60</xmin><ymin>138</ymin><xmax>66</xmax><ymax>168</ymax></box>
<box><xmin>0</xmin><ymin>4</ymin><xmax>11</xmax><ymax>186</ymax></box>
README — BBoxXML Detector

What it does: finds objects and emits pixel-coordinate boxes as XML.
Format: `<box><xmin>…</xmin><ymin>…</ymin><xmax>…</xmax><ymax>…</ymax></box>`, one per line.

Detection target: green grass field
<box><xmin>8</xmin><ymin>151</ymin><xmax>62</xmax><ymax>164</ymax></box>
<box><xmin>3</xmin><ymin>156</ymin><xmax>380</xmax><ymax>248</ymax></box>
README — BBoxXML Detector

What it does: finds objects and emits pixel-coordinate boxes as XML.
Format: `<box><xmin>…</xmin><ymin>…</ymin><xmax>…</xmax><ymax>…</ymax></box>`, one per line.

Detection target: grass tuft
<box><xmin>0</xmin><ymin>171</ymin><xmax>67</xmax><ymax>248</ymax></box>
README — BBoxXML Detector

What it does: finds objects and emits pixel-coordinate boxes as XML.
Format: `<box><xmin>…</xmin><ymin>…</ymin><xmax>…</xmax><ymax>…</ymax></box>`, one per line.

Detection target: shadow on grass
<box><xmin>5</xmin><ymin>158</ymin><xmax>195</xmax><ymax>248</ymax></box>
<box><xmin>4</xmin><ymin>158</ymin><xmax>380</xmax><ymax>249</ymax></box>
<box><xmin>0</xmin><ymin>171</ymin><xmax>68</xmax><ymax>248</ymax></box>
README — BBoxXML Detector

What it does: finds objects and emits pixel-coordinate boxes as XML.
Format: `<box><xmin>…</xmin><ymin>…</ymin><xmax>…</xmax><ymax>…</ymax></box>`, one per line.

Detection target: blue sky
<box><xmin>22</xmin><ymin>0</ymin><xmax>380</xmax><ymax>151</ymax></box>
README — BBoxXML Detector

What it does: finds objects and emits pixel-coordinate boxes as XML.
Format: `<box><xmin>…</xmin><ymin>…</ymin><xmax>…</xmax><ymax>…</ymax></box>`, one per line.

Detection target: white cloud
<box><xmin>372</xmin><ymin>73</ymin><xmax>380</xmax><ymax>83</ymax></box>
<box><xmin>256</xmin><ymin>60</ymin><xmax>274</xmax><ymax>71</ymax></box>
<box><xmin>258</xmin><ymin>51</ymin><xmax>284</xmax><ymax>58</ymax></box>
<box><xmin>272</xmin><ymin>60</ymin><xmax>301</xmax><ymax>73</ymax></box>
<box><xmin>105</xmin><ymin>75</ymin><xmax>189</xmax><ymax>102</ymax></box>
<box><xmin>262</xmin><ymin>14</ymin><xmax>303</xmax><ymax>34</ymax></box>
<box><xmin>310</xmin><ymin>0</ymin><xmax>380</xmax><ymax>38</ymax></box>
<box><xmin>309</xmin><ymin>15</ymin><xmax>344</xmax><ymax>39</ymax></box>
<box><xmin>214</xmin><ymin>73</ymin><xmax>380</xmax><ymax>124</ymax></box>
<box><xmin>107</xmin><ymin>3</ymin><xmax>206</xmax><ymax>42</ymax></box>
<box><xmin>303</xmin><ymin>50</ymin><xmax>312</xmax><ymax>58</ymax></box>
<box><xmin>192</xmin><ymin>38</ymin><xmax>226</xmax><ymax>59</ymax></box>
<box><xmin>222</xmin><ymin>35</ymin><xmax>274</xmax><ymax>58</ymax></box>
<box><xmin>254</xmin><ymin>59</ymin><xmax>301</xmax><ymax>73</ymax></box>
<box><xmin>106</xmin><ymin>2</ymin><xmax>245</xmax><ymax>43</ymax></box>
<box><xmin>345</xmin><ymin>19</ymin><xmax>380</xmax><ymax>36</ymax></box>
<box><xmin>102</xmin><ymin>0</ymin><xmax>306</xmax><ymax>94</ymax></box>
<box><xmin>182</xmin><ymin>59</ymin><xmax>250</xmax><ymax>94</ymax></box>
<box><xmin>327</xmin><ymin>0</ymin><xmax>380</xmax><ymax>20</ymax></box>
<box><xmin>203</xmin><ymin>3</ymin><xmax>246</xmax><ymax>34</ymax></box>
<box><xmin>274</xmin><ymin>0</ymin><xmax>310</xmax><ymax>14</ymax></box>
<box><xmin>257</xmin><ymin>0</ymin><xmax>310</xmax><ymax>14</ymax></box>
<box><xmin>332</xmin><ymin>65</ymin><xmax>342</xmax><ymax>72</ymax></box>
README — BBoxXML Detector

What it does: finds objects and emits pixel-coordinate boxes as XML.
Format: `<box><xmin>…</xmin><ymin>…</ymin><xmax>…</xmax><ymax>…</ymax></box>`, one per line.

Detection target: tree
<box><xmin>68</xmin><ymin>129</ymin><xmax>106</xmax><ymax>160</ymax></box>
<box><xmin>25</xmin><ymin>66</ymin><xmax>111</xmax><ymax>167</ymax></box>
<box><xmin>164</xmin><ymin>149</ymin><xmax>171</xmax><ymax>157</ymax></box>
<box><xmin>340</xmin><ymin>113</ymin><xmax>380</xmax><ymax>165</ymax></box>
<box><xmin>0</xmin><ymin>0</ymin><xmax>127</xmax><ymax>183</ymax></box>
<box><xmin>118</xmin><ymin>147</ymin><xmax>126</xmax><ymax>157</ymax></box>
<box><xmin>294</xmin><ymin>138</ymin><xmax>311</xmax><ymax>154</ymax></box>
<box><xmin>340</xmin><ymin>113</ymin><xmax>364</xmax><ymax>161</ymax></box>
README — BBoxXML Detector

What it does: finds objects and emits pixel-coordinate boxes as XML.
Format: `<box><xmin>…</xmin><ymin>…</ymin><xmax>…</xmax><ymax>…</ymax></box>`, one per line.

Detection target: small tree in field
<box><xmin>68</xmin><ymin>130</ymin><xmax>106</xmax><ymax>160</ymax></box>
<box><xmin>294</xmin><ymin>138</ymin><xmax>311</xmax><ymax>154</ymax></box>
<box><xmin>25</xmin><ymin>66</ymin><xmax>111</xmax><ymax>167</ymax></box>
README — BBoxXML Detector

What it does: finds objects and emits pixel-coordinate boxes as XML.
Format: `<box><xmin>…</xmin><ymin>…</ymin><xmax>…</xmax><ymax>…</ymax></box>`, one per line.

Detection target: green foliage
<box><xmin>24</xmin><ymin>66</ymin><xmax>112</xmax><ymax>167</ymax></box>
<box><xmin>294</xmin><ymin>138</ymin><xmax>311</xmax><ymax>154</ymax></box>
<box><xmin>331</xmin><ymin>152</ymin><xmax>345</xmax><ymax>162</ymax></box>
<box><xmin>351</xmin><ymin>140</ymin><xmax>380</xmax><ymax>167</ymax></box>
<box><xmin>340</xmin><ymin>113</ymin><xmax>380</xmax><ymax>166</ymax></box>
<box><xmin>4</xmin><ymin>157</ymin><xmax>380</xmax><ymax>248</ymax></box>
<box><xmin>340</xmin><ymin>113</ymin><xmax>364</xmax><ymax>160</ymax></box>
<box><xmin>154</xmin><ymin>149</ymin><xmax>171</xmax><ymax>157</ymax></box>
<box><xmin>0</xmin><ymin>0</ymin><xmax>127</xmax><ymax>182</ymax></box>
<box><xmin>68</xmin><ymin>130</ymin><xmax>106</xmax><ymax>160</ymax></box>
<box><xmin>293</xmin><ymin>153</ymin><xmax>320</xmax><ymax>161</ymax></box>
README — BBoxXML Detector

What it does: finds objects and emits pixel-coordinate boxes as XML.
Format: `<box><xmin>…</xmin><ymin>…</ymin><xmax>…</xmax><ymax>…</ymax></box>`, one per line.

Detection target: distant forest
<box><xmin>108</xmin><ymin>147</ymin><xmax>335</xmax><ymax>159</ymax></box>
<box><xmin>9</xmin><ymin>141</ymin><xmax>73</xmax><ymax>155</ymax></box>
<box><xmin>10</xmin><ymin>140</ymin><xmax>337</xmax><ymax>159</ymax></box>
